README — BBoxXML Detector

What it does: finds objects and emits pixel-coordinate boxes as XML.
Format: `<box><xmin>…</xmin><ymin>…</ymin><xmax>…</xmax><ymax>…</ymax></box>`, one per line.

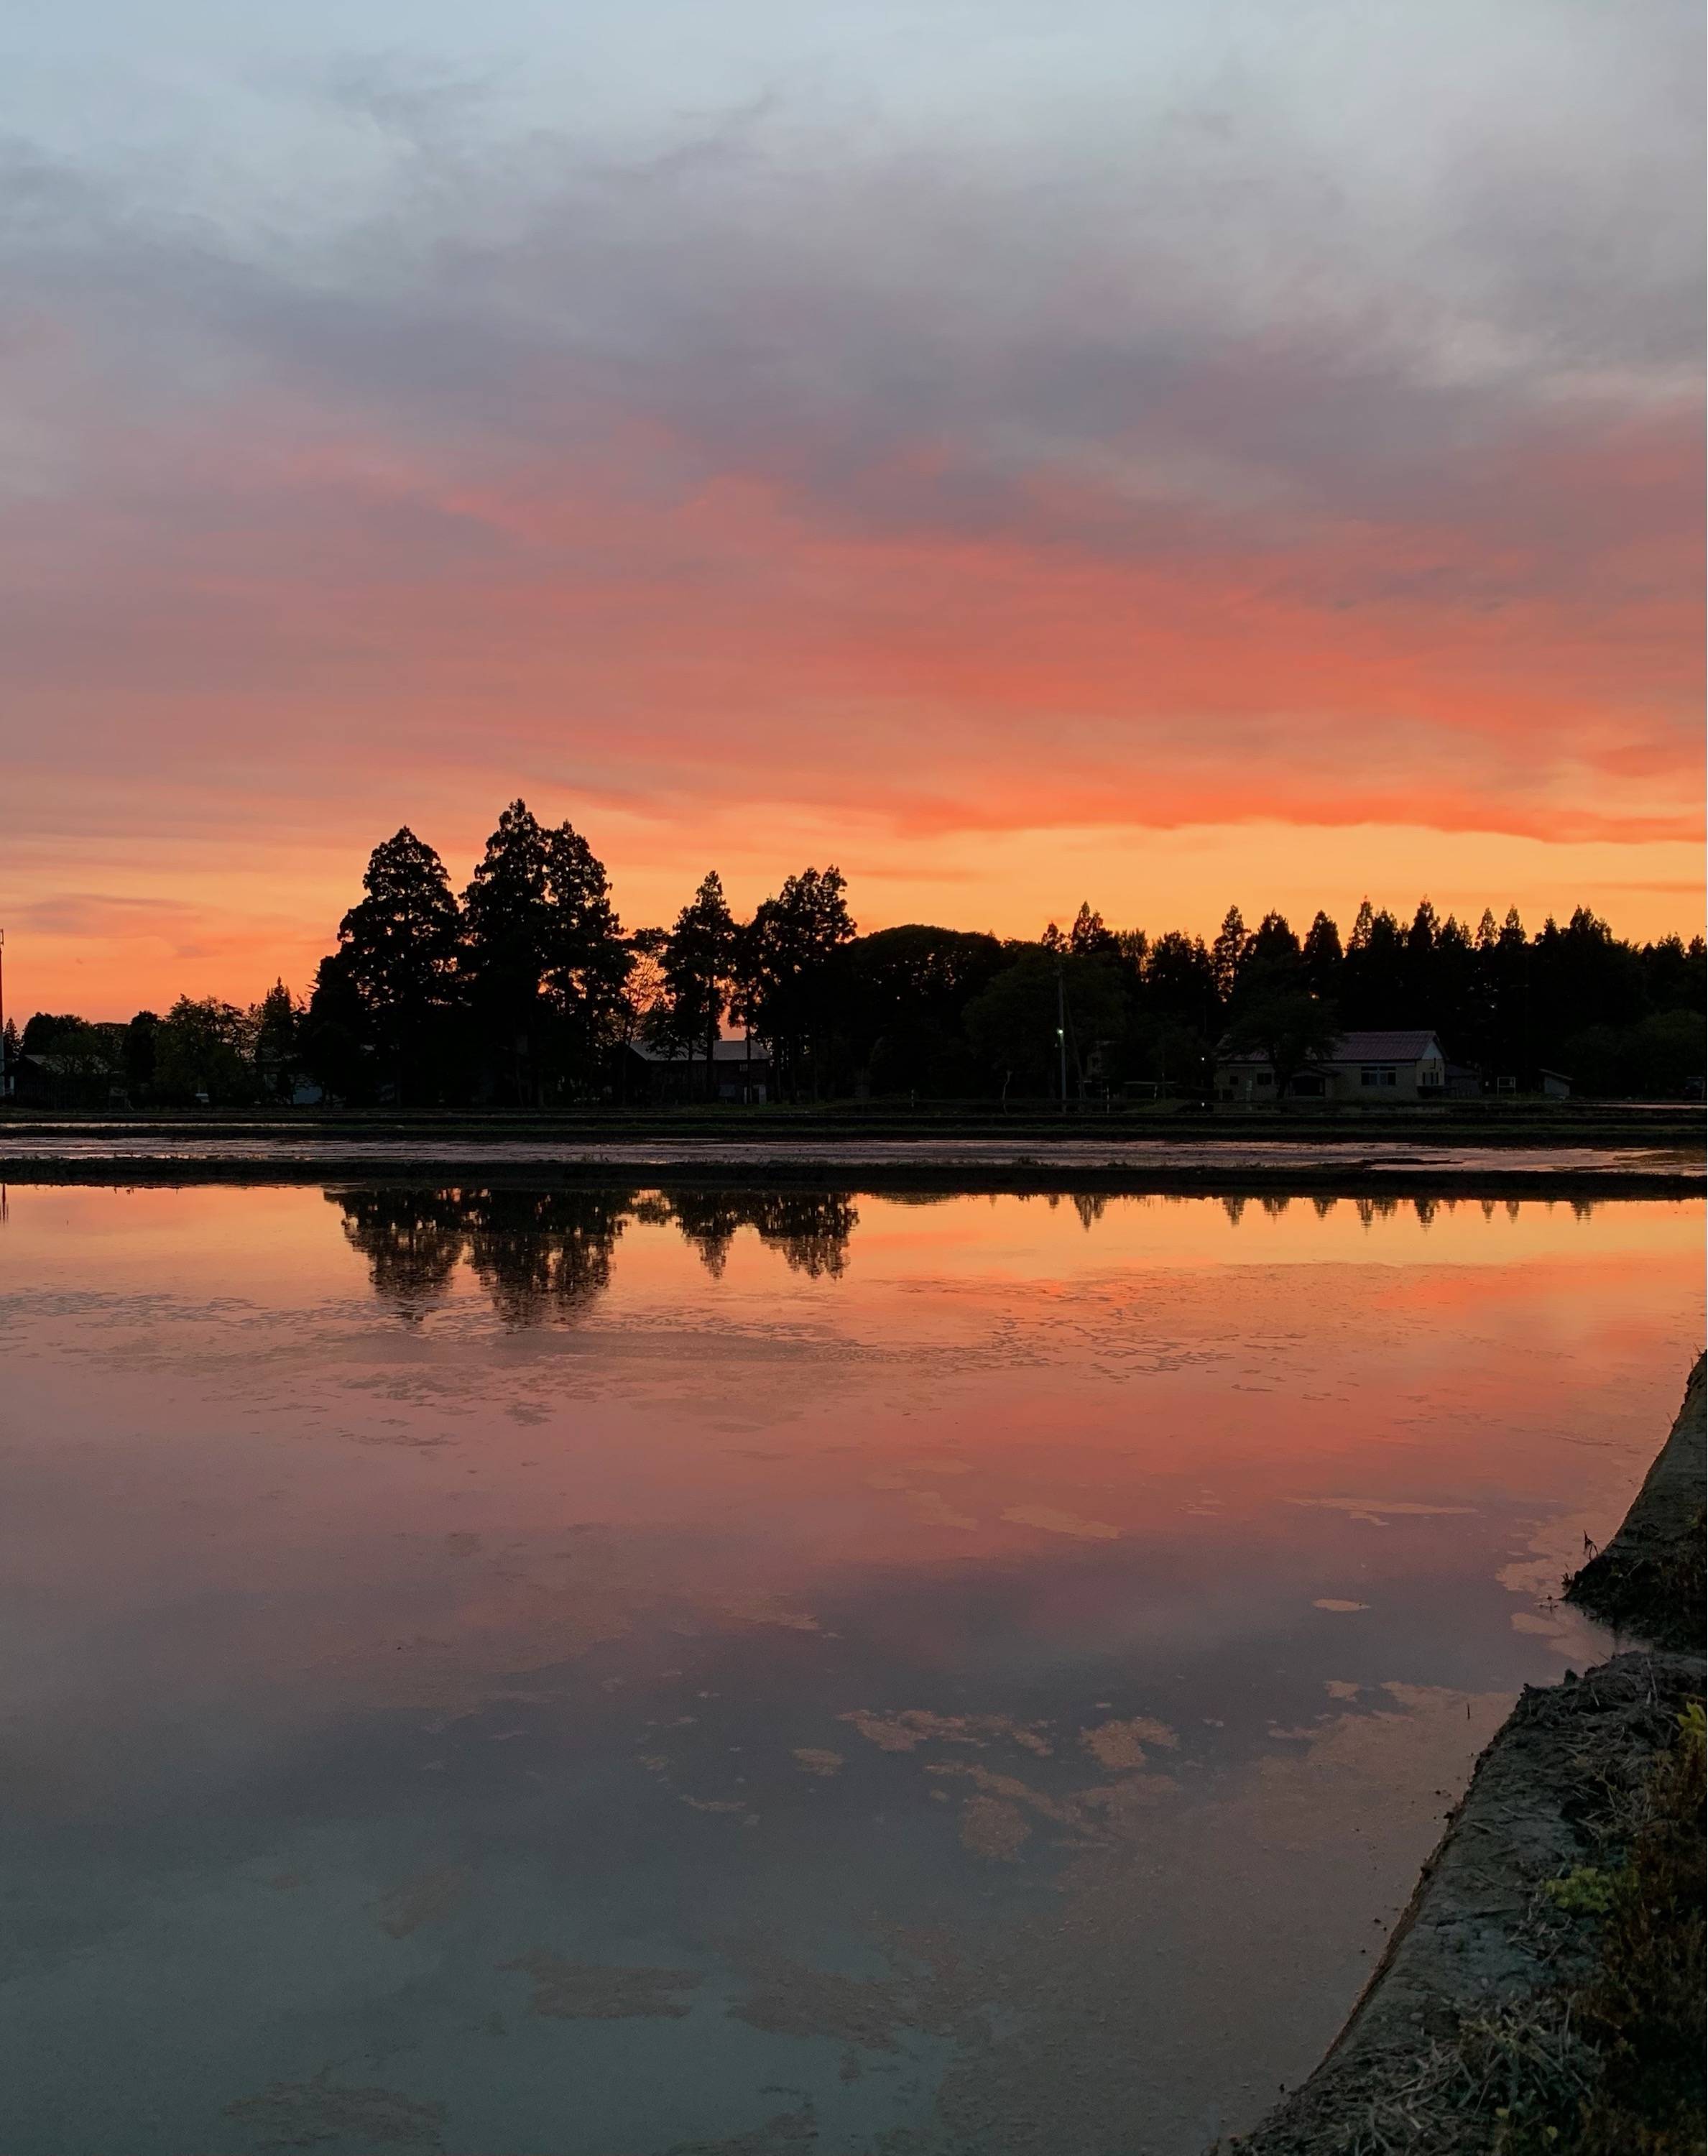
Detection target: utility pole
<box><xmin>1056</xmin><ymin>952</ymin><xmax>1068</xmax><ymax>1115</ymax></box>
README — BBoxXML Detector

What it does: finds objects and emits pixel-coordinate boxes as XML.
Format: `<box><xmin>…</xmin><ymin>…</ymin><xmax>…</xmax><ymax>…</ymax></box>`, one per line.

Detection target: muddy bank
<box><xmin>1219</xmin><ymin>1365</ymin><xmax>1706</xmax><ymax>2155</ymax></box>
<box><xmin>1217</xmin><ymin>1653</ymin><xmax>1702</xmax><ymax>2154</ymax></box>
<box><xmin>1566</xmin><ymin>1356</ymin><xmax>1706</xmax><ymax>1652</ymax></box>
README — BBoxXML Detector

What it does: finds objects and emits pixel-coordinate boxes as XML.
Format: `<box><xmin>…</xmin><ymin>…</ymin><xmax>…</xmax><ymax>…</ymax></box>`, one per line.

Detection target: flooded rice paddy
<box><xmin>0</xmin><ymin>1184</ymin><xmax>1701</xmax><ymax>2155</ymax></box>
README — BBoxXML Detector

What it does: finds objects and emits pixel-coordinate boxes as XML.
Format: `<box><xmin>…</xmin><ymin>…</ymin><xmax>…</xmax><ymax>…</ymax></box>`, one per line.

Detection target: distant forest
<box><xmin>9</xmin><ymin>799</ymin><xmax>1704</xmax><ymax>1107</ymax></box>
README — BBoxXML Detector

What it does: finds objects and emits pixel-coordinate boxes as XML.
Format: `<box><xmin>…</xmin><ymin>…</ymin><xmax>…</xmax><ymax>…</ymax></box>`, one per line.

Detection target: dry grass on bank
<box><xmin>1350</xmin><ymin>1698</ymin><xmax>1704</xmax><ymax>2156</ymax></box>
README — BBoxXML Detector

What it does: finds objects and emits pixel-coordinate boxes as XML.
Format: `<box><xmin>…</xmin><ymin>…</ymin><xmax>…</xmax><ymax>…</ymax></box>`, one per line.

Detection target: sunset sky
<box><xmin>3</xmin><ymin>0</ymin><xmax>1702</xmax><ymax>1019</ymax></box>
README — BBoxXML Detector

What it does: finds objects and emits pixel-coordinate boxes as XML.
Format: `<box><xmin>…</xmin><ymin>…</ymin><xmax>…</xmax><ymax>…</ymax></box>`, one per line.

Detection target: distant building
<box><xmin>1495</xmin><ymin>1067</ymin><xmax>1575</xmax><ymax>1099</ymax></box>
<box><xmin>1217</xmin><ymin>1028</ymin><xmax>1450</xmax><ymax>1104</ymax></box>
<box><xmin>624</xmin><ymin>1037</ymin><xmax>772</xmax><ymax>1105</ymax></box>
<box><xmin>9</xmin><ymin>1051</ymin><xmax>121</xmax><ymax>1108</ymax></box>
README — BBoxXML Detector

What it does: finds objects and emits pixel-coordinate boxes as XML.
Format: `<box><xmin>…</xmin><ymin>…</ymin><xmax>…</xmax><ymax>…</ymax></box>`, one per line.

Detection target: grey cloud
<box><xmin>1</xmin><ymin>6</ymin><xmax>1699</xmax><ymax>600</ymax></box>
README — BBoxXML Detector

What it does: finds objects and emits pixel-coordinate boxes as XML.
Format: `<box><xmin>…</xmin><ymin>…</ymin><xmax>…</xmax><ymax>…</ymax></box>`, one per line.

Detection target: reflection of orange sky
<box><xmin>4</xmin><ymin>404</ymin><xmax>1702</xmax><ymax>1014</ymax></box>
<box><xmin>1</xmin><ymin>1187</ymin><xmax>1699</xmax><ymax>1743</ymax></box>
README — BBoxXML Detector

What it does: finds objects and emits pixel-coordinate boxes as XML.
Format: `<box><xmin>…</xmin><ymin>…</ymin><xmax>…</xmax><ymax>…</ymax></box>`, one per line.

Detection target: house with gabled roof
<box><xmin>1218</xmin><ymin>1028</ymin><xmax>1450</xmax><ymax>1103</ymax></box>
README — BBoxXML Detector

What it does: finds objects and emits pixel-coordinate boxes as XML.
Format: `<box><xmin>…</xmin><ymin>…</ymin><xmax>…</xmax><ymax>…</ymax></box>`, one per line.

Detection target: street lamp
<box><xmin>1055</xmin><ymin>954</ymin><xmax>1068</xmax><ymax>1114</ymax></box>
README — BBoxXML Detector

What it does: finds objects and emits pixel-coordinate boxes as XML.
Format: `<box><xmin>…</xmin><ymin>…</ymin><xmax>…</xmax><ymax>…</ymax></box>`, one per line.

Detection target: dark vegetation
<box><xmin>1566</xmin><ymin>1699</ymin><xmax>1706</xmax><ymax>2155</ymax></box>
<box><xmin>6</xmin><ymin>801</ymin><xmax>1703</xmax><ymax>1107</ymax></box>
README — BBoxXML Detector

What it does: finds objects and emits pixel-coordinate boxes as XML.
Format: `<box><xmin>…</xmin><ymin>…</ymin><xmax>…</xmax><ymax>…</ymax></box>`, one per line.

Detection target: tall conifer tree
<box><xmin>663</xmin><ymin>871</ymin><xmax>738</xmax><ymax>1099</ymax></box>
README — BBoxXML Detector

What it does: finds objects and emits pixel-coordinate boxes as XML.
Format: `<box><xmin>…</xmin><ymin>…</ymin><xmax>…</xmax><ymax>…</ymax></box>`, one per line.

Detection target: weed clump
<box><xmin>1566</xmin><ymin>1506</ymin><xmax>1707</xmax><ymax>1654</ymax></box>
<box><xmin>1472</xmin><ymin>1697</ymin><xmax>1707</xmax><ymax>2156</ymax></box>
<box><xmin>1568</xmin><ymin>1699</ymin><xmax>1706</xmax><ymax>2153</ymax></box>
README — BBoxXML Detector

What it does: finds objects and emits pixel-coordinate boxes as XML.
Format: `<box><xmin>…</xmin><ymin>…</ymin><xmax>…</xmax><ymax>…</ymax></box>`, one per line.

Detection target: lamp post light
<box><xmin>1055</xmin><ymin>954</ymin><xmax>1068</xmax><ymax>1115</ymax></box>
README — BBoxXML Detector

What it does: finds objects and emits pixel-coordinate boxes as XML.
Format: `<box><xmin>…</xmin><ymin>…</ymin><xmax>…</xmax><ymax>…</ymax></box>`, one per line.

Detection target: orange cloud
<box><xmin>1</xmin><ymin>333</ymin><xmax>1700</xmax><ymax>1015</ymax></box>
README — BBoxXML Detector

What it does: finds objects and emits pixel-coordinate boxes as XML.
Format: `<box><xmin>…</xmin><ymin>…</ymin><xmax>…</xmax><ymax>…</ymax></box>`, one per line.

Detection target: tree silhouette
<box><xmin>1301</xmin><ymin>912</ymin><xmax>1343</xmax><ymax>998</ymax></box>
<box><xmin>69</xmin><ymin>798</ymin><xmax>1707</xmax><ymax>1109</ymax></box>
<box><xmin>661</xmin><ymin>871</ymin><xmax>738</xmax><ymax>1099</ymax></box>
<box><xmin>300</xmin><ymin>949</ymin><xmax>373</xmax><ymax>1103</ymax></box>
<box><xmin>1244</xmin><ymin>911</ymin><xmax>1301</xmax><ymax>979</ymax></box>
<box><xmin>837</xmin><ymin>924</ymin><xmax>1006</xmax><ymax>1097</ymax></box>
<box><xmin>337</xmin><ymin>828</ymin><xmax>462</xmax><ymax>1101</ymax></box>
<box><xmin>113</xmin><ymin>1013</ymin><xmax>155</xmax><ymax>1091</ymax></box>
<box><xmin>154</xmin><ymin>997</ymin><xmax>255</xmax><ymax>1104</ymax></box>
<box><xmin>458</xmin><ymin>804</ymin><xmax>632</xmax><ymax>1100</ymax></box>
<box><xmin>1068</xmin><ymin>903</ymin><xmax>1118</xmax><ymax>957</ymax></box>
<box><xmin>20</xmin><ymin>1013</ymin><xmax>85</xmax><ymax>1053</ymax></box>
<box><xmin>253</xmin><ymin>980</ymin><xmax>300</xmax><ymax>1101</ymax></box>
<box><xmin>1211</xmin><ymin>906</ymin><xmax>1248</xmax><ymax>1005</ymax></box>
<box><xmin>542</xmin><ymin>819</ymin><xmax>633</xmax><ymax>1082</ymax></box>
<box><xmin>1342</xmin><ymin>898</ymin><xmax>1406</xmax><ymax>1025</ymax></box>
<box><xmin>462</xmin><ymin>800</ymin><xmax>553</xmax><ymax>1100</ymax></box>
<box><xmin>737</xmin><ymin>867</ymin><xmax>855</xmax><ymax>1099</ymax></box>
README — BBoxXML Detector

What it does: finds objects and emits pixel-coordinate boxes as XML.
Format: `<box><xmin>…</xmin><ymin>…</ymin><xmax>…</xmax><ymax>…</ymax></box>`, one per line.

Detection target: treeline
<box><xmin>7</xmin><ymin>988</ymin><xmax>297</xmax><ymax>1108</ymax></box>
<box><xmin>9</xmin><ymin>798</ymin><xmax>1704</xmax><ymax>1105</ymax></box>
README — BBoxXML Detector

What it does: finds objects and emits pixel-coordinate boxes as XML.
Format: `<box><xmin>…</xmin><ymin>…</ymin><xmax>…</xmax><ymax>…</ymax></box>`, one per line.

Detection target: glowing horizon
<box><xmin>1</xmin><ymin>0</ymin><xmax>1701</xmax><ymax>1021</ymax></box>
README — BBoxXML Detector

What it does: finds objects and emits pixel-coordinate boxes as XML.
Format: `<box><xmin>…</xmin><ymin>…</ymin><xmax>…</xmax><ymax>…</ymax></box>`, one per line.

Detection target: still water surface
<box><xmin>1</xmin><ymin>1186</ymin><xmax>1701</xmax><ymax>2155</ymax></box>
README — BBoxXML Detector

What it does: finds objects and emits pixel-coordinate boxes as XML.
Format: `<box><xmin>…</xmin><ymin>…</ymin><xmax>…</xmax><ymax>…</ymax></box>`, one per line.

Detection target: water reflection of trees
<box><xmin>330</xmin><ymin>1186</ymin><xmax>859</xmax><ymax>1323</ymax></box>
<box><xmin>462</xmin><ymin>1189</ymin><xmax>631</xmax><ymax>1325</ymax></box>
<box><xmin>333</xmin><ymin>1184</ymin><xmax>1591</xmax><ymax>1324</ymax></box>
<box><xmin>336</xmin><ymin>1189</ymin><xmax>468</xmax><ymax>1314</ymax></box>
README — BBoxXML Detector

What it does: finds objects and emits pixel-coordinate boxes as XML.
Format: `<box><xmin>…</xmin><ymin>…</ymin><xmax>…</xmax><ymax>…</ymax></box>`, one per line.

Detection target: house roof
<box><xmin>1327</xmin><ymin>1029</ymin><xmax>1444</xmax><ymax>1063</ymax></box>
<box><xmin>19</xmin><ymin>1051</ymin><xmax>114</xmax><ymax>1074</ymax></box>
<box><xmin>629</xmin><ymin>1037</ymin><xmax>770</xmax><ymax>1064</ymax></box>
<box><xmin>1218</xmin><ymin>1028</ymin><xmax>1444</xmax><ymax>1070</ymax></box>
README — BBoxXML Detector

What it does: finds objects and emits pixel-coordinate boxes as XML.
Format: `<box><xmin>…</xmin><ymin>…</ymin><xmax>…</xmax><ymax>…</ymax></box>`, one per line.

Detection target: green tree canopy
<box><xmin>154</xmin><ymin>996</ymin><xmax>256</xmax><ymax>1105</ymax></box>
